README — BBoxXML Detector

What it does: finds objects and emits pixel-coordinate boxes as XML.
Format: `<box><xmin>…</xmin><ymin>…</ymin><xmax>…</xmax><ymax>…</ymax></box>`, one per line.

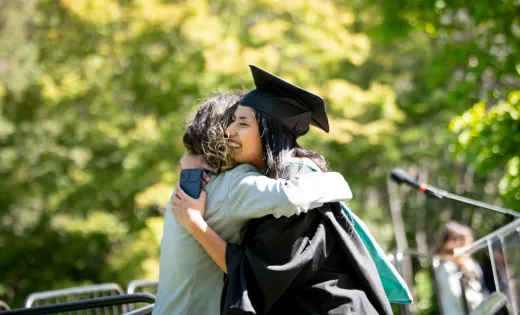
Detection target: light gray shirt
<box><xmin>153</xmin><ymin>163</ymin><xmax>352</xmax><ymax>315</ymax></box>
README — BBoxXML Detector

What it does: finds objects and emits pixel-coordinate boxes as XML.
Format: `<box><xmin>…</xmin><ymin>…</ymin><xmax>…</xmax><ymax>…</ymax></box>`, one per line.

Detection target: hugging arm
<box><xmin>173</xmin><ymin>156</ymin><xmax>350</xmax><ymax>274</ymax></box>
<box><xmin>170</xmin><ymin>185</ymin><xmax>228</xmax><ymax>273</ymax></box>
<box><xmin>226</xmin><ymin>164</ymin><xmax>352</xmax><ymax>220</ymax></box>
<box><xmin>179</xmin><ymin>153</ymin><xmax>352</xmax><ymax>219</ymax></box>
<box><xmin>171</xmin><ymin>169</ymin><xmax>350</xmax><ymax>275</ymax></box>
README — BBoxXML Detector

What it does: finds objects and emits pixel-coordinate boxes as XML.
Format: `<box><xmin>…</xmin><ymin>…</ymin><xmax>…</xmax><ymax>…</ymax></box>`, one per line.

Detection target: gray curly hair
<box><xmin>183</xmin><ymin>92</ymin><xmax>243</xmax><ymax>174</ymax></box>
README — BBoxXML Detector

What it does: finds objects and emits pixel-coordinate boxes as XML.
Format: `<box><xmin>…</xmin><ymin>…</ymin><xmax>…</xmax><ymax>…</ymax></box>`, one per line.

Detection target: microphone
<box><xmin>389</xmin><ymin>168</ymin><xmax>520</xmax><ymax>217</ymax></box>
<box><xmin>390</xmin><ymin>168</ymin><xmax>445</xmax><ymax>199</ymax></box>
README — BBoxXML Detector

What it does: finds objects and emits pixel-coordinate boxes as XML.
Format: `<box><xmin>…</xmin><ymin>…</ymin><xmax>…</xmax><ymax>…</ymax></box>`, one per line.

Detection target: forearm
<box><xmin>188</xmin><ymin>216</ymin><xmax>228</xmax><ymax>273</ymax></box>
<box><xmin>231</xmin><ymin>171</ymin><xmax>352</xmax><ymax>219</ymax></box>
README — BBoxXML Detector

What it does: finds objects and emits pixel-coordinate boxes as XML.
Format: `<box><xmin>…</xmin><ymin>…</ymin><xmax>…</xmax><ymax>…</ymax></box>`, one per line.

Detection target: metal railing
<box><xmin>24</xmin><ymin>283</ymin><xmax>125</xmax><ymax>308</ymax></box>
<box><xmin>454</xmin><ymin>219</ymin><xmax>520</xmax><ymax>315</ymax></box>
<box><xmin>469</xmin><ymin>292</ymin><xmax>513</xmax><ymax>315</ymax></box>
<box><xmin>389</xmin><ymin>249</ymin><xmax>475</xmax><ymax>315</ymax></box>
<box><xmin>125</xmin><ymin>280</ymin><xmax>157</xmax><ymax>311</ymax></box>
<box><xmin>0</xmin><ymin>280</ymin><xmax>159</xmax><ymax>315</ymax></box>
<box><xmin>1</xmin><ymin>294</ymin><xmax>155</xmax><ymax>315</ymax></box>
<box><xmin>23</xmin><ymin>283</ymin><xmax>126</xmax><ymax>314</ymax></box>
<box><xmin>126</xmin><ymin>280</ymin><xmax>157</xmax><ymax>295</ymax></box>
<box><xmin>123</xmin><ymin>304</ymin><xmax>154</xmax><ymax>315</ymax></box>
<box><xmin>0</xmin><ymin>301</ymin><xmax>9</xmax><ymax>311</ymax></box>
<box><xmin>390</xmin><ymin>242</ymin><xmax>518</xmax><ymax>315</ymax></box>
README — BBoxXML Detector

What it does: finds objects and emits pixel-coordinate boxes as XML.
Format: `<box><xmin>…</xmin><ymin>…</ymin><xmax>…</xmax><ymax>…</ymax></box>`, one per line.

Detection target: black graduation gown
<box><xmin>221</xmin><ymin>164</ymin><xmax>393</xmax><ymax>315</ymax></box>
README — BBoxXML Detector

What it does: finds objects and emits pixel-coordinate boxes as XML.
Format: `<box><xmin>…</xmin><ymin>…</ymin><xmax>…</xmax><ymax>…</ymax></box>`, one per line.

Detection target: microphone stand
<box><xmin>390</xmin><ymin>168</ymin><xmax>520</xmax><ymax>218</ymax></box>
<box><xmin>431</xmin><ymin>188</ymin><xmax>520</xmax><ymax>218</ymax></box>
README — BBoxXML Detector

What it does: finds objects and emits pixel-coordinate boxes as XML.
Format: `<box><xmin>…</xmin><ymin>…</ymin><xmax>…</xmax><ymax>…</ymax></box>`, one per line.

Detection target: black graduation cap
<box><xmin>240</xmin><ymin>65</ymin><xmax>329</xmax><ymax>138</ymax></box>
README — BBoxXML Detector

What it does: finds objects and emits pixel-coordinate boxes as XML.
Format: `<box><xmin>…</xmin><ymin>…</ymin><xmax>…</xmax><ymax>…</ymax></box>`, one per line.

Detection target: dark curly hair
<box><xmin>183</xmin><ymin>92</ymin><xmax>243</xmax><ymax>174</ymax></box>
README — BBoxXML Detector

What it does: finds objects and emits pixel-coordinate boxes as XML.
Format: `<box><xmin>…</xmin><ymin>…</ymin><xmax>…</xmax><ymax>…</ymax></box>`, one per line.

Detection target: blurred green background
<box><xmin>0</xmin><ymin>0</ymin><xmax>519</xmax><ymax>312</ymax></box>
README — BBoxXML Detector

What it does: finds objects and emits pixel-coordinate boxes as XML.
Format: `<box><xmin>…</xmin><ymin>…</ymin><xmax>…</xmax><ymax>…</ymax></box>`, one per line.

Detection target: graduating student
<box><xmin>172</xmin><ymin>66</ymin><xmax>394</xmax><ymax>315</ymax></box>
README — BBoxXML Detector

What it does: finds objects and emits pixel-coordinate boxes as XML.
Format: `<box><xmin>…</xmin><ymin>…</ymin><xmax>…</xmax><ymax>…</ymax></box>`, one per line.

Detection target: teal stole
<box><xmin>287</xmin><ymin>161</ymin><xmax>413</xmax><ymax>304</ymax></box>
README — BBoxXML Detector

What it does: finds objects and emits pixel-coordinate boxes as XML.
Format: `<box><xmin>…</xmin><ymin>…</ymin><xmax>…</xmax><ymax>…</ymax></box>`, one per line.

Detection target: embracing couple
<box><xmin>153</xmin><ymin>66</ymin><xmax>401</xmax><ymax>315</ymax></box>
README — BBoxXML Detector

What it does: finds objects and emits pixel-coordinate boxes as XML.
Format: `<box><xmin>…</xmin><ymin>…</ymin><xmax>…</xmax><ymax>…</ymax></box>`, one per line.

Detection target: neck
<box><xmin>253</xmin><ymin>160</ymin><xmax>266</xmax><ymax>173</ymax></box>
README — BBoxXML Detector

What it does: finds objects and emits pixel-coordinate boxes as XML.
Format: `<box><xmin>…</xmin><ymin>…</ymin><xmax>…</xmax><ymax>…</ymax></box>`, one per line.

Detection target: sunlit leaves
<box><xmin>51</xmin><ymin>211</ymin><xmax>128</xmax><ymax>241</ymax></box>
<box><xmin>135</xmin><ymin>183</ymin><xmax>172</xmax><ymax>210</ymax></box>
<box><xmin>450</xmin><ymin>91</ymin><xmax>520</xmax><ymax>205</ymax></box>
<box><xmin>0</xmin><ymin>0</ymin><xmax>39</xmax><ymax>96</ymax></box>
<box><xmin>61</xmin><ymin>0</ymin><xmax>123</xmax><ymax>24</ymax></box>
<box><xmin>2</xmin><ymin>0</ymin><xmax>518</xmax><ymax>309</ymax></box>
<box><xmin>102</xmin><ymin>217</ymin><xmax>163</xmax><ymax>282</ymax></box>
<box><xmin>132</xmin><ymin>1</ymin><xmax>186</xmax><ymax>28</ymax></box>
<box><xmin>249</xmin><ymin>20</ymin><xmax>291</xmax><ymax>43</ymax></box>
<box><xmin>322</xmin><ymin>79</ymin><xmax>403</xmax><ymax>145</ymax></box>
<box><xmin>0</xmin><ymin>115</ymin><xmax>15</xmax><ymax>140</ymax></box>
<box><xmin>204</xmin><ymin>37</ymin><xmax>244</xmax><ymax>75</ymax></box>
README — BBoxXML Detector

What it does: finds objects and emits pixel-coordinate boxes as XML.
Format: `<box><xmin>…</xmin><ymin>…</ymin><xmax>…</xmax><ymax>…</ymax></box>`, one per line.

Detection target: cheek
<box><xmin>254</xmin><ymin>136</ymin><xmax>263</xmax><ymax>156</ymax></box>
<box><xmin>239</xmin><ymin>129</ymin><xmax>261</xmax><ymax>156</ymax></box>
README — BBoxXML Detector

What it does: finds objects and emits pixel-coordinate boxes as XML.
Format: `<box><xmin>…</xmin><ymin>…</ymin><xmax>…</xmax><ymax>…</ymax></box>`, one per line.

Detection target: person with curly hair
<box><xmin>153</xmin><ymin>92</ymin><xmax>352</xmax><ymax>315</ymax></box>
<box><xmin>172</xmin><ymin>66</ymin><xmax>393</xmax><ymax>315</ymax></box>
<box><xmin>181</xmin><ymin>93</ymin><xmax>239</xmax><ymax>175</ymax></box>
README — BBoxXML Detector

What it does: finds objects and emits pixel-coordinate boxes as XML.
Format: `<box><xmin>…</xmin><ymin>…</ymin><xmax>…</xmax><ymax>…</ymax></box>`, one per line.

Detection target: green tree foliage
<box><xmin>451</xmin><ymin>91</ymin><xmax>520</xmax><ymax>207</ymax></box>
<box><xmin>0</xmin><ymin>0</ymin><xmax>518</xmax><ymax>310</ymax></box>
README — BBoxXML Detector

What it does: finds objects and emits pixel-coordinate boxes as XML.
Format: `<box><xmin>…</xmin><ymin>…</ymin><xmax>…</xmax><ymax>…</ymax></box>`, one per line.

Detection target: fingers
<box><xmin>170</xmin><ymin>192</ymin><xmax>181</xmax><ymax>215</ymax></box>
<box><xmin>170</xmin><ymin>199</ymin><xmax>177</xmax><ymax>215</ymax></box>
<box><xmin>171</xmin><ymin>193</ymin><xmax>181</xmax><ymax>205</ymax></box>
<box><xmin>175</xmin><ymin>182</ymin><xmax>190</xmax><ymax>200</ymax></box>
<box><xmin>175</xmin><ymin>182</ymin><xmax>207</xmax><ymax>200</ymax></box>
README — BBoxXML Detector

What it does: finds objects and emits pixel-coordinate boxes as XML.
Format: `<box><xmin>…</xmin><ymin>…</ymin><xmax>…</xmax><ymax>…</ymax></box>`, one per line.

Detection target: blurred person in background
<box><xmin>433</xmin><ymin>221</ymin><xmax>487</xmax><ymax>313</ymax></box>
<box><xmin>153</xmin><ymin>92</ymin><xmax>352</xmax><ymax>315</ymax></box>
